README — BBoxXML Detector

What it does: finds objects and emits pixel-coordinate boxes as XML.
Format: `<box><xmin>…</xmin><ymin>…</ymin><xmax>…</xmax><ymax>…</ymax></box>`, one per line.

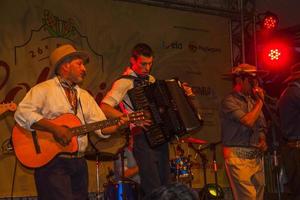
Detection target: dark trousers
<box><xmin>133</xmin><ymin>133</ymin><xmax>171</xmax><ymax>196</ymax></box>
<box><xmin>281</xmin><ymin>146</ymin><xmax>300</xmax><ymax>200</ymax></box>
<box><xmin>34</xmin><ymin>156</ymin><xmax>88</xmax><ymax>200</ymax></box>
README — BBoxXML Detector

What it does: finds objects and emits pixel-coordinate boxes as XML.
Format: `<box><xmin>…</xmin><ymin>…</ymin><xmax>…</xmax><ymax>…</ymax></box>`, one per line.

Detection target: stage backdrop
<box><xmin>0</xmin><ymin>0</ymin><xmax>231</xmax><ymax>197</ymax></box>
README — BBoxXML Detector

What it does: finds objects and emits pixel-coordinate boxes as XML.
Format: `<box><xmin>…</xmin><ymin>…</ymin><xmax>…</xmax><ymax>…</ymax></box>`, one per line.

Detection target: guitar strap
<box><xmin>31</xmin><ymin>130</ymin><xmax>41</xmax><ymax>154</ymax></box>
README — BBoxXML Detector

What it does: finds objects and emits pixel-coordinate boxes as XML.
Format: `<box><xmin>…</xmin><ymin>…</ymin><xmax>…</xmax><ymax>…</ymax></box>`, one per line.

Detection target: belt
<box><xmin>226</xmin><ymin>147</ymin><xmax>263</xmax><ymax>159</ymax></box>
<box><xmin>286</xmin><ymin>140</ymin><xmax>300</xmax><ymax>148</ymax></box>
<box><xmin>234</xmin><ymin>149</ymin><xmax>262</xmax><ymax>159</ymax></box>
<box><xmin>58</xmin><ymin>152</ymin><xmax>85</xmax><ymax>159</ymax></box>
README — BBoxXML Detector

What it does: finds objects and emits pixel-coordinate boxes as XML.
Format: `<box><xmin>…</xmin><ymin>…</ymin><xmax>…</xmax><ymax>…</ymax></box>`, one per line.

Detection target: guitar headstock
<box><xmin>0</xmin><ymin>102</ymin><xmax>17</xmax><ymax>116</ymax></box>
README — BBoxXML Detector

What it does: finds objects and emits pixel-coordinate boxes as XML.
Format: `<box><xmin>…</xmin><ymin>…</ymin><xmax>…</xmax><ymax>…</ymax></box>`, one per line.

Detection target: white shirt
<box><xmin>102</xmin><ymin>67</ymin><xmax>137</xmax><ymax>113</ymax></box>
<box><xmin>14</xmin><ymin>76</ymin><xmax>109</xmax><ymax>152</ymax></box>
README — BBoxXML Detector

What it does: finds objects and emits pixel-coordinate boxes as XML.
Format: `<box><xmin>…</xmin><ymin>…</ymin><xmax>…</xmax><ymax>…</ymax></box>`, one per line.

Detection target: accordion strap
<box><xmin>117</xmin><ymin>75</ymin><xmax>150</xmax><ymax>87</ymax></box>
<box><xmin>116</xmin><ymin>75</ymin><xmax>148</xmax><ymax>111</ymax></box>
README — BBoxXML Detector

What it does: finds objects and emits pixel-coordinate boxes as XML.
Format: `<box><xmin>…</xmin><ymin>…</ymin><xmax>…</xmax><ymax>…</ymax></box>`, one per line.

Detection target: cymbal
<box><xmin>85</xmin><ymin>151</ymin><xmax>118</xmax><ymax>161</ymax></box>
<box><xmin>180</xmin><ymin>137</ymin><xmax>207</xmax><ymax>144</ymax></box>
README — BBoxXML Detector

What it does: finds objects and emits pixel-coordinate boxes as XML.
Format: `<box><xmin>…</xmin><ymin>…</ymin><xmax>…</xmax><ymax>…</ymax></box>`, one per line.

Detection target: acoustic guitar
<box><xmin>0</xmin><ymin>102</ymin><xmax>17</xmax><ymax>116</ymax></box>
<box><xmin>12</xmin><ymin>112</ymin><xmax>144</xmax><ymax>168</ymax></box>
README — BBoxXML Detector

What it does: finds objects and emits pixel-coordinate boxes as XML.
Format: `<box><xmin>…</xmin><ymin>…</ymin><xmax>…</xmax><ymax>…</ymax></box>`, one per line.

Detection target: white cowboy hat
<box><xmin>222</xmin><ymin>63</ymin><xmax>268</xmax><ymax>78</ymax></box>
<box><xmin>50</xmin><ymin>44</ymin><xmax>89</xmax><ymax>72</ymax></box>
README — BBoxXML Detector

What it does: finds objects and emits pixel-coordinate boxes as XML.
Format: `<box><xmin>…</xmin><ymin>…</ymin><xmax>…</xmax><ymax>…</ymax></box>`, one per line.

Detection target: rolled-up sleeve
<box><xmin>221</xmin><ymin>95</ymin><xmax>246</xmax><ymax>122</ymax></box>
<box><xmin>102</xmin><ymin>79</ymin><xmax>132</xmax><ymax>107</ymax></box>
<box><xmin>14</xmin><ymin>87</ymin><xmax>45</xmax><ymax>131</ymax></box>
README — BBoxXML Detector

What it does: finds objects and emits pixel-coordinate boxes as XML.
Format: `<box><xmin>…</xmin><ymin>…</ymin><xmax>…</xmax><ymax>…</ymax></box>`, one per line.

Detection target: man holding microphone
<box><xmin>220</xmin><ymin>64</ymin><xmax>268</xmax><ymax>200</ymax></box>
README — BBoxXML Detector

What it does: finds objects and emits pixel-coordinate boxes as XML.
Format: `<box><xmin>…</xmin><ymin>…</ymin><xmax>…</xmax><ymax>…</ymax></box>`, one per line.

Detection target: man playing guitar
<box><xmin>14</xmin><ymin>44</ymin><xmax>128</xmax><ymax>200</ymax></box>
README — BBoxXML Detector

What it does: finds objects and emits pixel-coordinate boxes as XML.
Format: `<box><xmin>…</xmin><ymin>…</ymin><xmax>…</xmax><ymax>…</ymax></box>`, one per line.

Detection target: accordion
<box><xmin>128</xmin><ymin>79</ymin><xmax>203</xmax><ymax>147</ymax></box>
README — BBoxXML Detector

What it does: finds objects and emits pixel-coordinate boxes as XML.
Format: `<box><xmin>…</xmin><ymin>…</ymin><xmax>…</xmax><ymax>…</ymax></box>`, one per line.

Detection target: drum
<box><xmin>170</xmin><ymin>157</ymin><xmax>193</xmax><ymax>181</ymax></box>
<box><xmin>104</xmin><ymin>180</ymin><xmax>139</xmax><ymax>200</ymax></box>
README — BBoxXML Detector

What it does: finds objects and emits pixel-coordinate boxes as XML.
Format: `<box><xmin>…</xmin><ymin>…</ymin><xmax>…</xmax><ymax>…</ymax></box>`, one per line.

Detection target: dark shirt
<box><xmin>278</xmin><ymin>81</ymin><xmax>300</xmax><ymax>140</ymax></box>
<box><xmin>220</xmin><ymin>91</ymin><xmax>267</xmax><ymax>147</ymax></box>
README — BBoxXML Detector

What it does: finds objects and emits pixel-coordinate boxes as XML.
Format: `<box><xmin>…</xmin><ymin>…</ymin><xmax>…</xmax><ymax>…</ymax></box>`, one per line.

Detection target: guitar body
<box><xmin>12</xmin><ymin>113</ymin><xmax>81</xmax><ymax>168</ymax></box>
<box><xmin>88</xmin><ymin>129</ymin><xmax>128</xmax><ymax>156</ymax></box>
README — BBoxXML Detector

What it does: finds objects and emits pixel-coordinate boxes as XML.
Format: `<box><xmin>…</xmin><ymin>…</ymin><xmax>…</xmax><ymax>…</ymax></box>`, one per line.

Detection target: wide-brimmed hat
<box><xmin>222</xmin><ymin>63</ymin><xmax>268</xmax><ymax>79</ymax></box>
<box><xmin>50</xmin><ymin>44</ymin><xmax>89</xmax><ymax>72</ymax></box>
<box><xmin>283</xmin><ymin>63</ymin><xmax>300</xmax><ymax>83</ymax></box>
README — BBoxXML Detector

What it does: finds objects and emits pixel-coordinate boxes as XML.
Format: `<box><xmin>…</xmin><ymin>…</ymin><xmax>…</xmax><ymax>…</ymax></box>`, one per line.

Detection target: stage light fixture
<box><xmin>259</xmin><ymin>39</ymin><xmax>292</xmax><ymax>70</ymax></box>
<box><xmin>268</xmin><ymin>48</ymin><xmax>281</xmax><ymax>60</ymax></box>
<box><xmin>262</xmin><ymin>12</ymin><xmax>279</xmax><ymax>31</ymax></box>
<box><xmin>200</xmin><ymin>184</ymin><xmax>224</xmax><ymax>200</ymax></box>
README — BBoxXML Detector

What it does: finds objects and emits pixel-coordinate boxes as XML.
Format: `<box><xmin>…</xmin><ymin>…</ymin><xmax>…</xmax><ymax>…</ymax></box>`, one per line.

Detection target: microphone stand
<box><xmin>257</xmin><ymin>93</ymin><xmax>282</xmax><ymax>200</ymax></box>
<box><xmin>189</xmin><ymin>143</ymin><xmax>208</xmax><ymax>185</ymax></box>
<box><xmin>189</xmin><ymin>141</ymin><xmax>222</xmax><ymax>199</ymax></box>
<box><xmin>87</xmin><ymin>136</ymin><xmax>102</xmax><ymax>200</ymax></box>
<box><xmin>120</xmin><ymin>149</ymin><xmax>128</xmax><ymax>200</ymax></box>
<box><xmin>210</xmin><ymin>142</ymin><xmax>222</xmax><ymax>200</ymax></box>
<box><xmin>119</xmin><ymin>128</ymin><xmax>131</xmax><ymax>200</ymax></box>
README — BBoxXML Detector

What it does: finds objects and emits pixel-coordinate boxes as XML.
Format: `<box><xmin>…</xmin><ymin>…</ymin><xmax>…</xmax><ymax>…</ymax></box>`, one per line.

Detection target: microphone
<box><xmin>252</xmin><ymin>87</ymin><xmax>265</xmax><ymax>102</ymax></box>
<box><xmin>249</xmin><ymin>78</ymin><xmax>263</xmax><ymax>100</ymax></box>
<box><xmin>251</xmin><ymin>78</ymin><xmax>277</xmax><ymax>104</ymax></box>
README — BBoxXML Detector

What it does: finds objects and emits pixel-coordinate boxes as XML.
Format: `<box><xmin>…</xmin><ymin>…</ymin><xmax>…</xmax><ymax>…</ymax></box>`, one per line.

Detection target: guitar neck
<box><xmin>71</xmin><ymin>118</ymin><xmax>120</xmax><ymax>136</ymax></box>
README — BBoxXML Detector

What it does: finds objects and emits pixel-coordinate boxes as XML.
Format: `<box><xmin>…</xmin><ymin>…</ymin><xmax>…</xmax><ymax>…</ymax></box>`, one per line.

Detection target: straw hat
<box><xmin>50</xmin><ymin>44</ymin><xmax>89</xmax><ymax>72</ymax></box>
<box><xmin>283</xmin><ymin>63</ymin><xmax>300</xmax><ymax>83</ymax></box>
<box><xmin>222</xmin><ymin>63</ymin><xmax>268</xmax><ymax>78</ymax></box>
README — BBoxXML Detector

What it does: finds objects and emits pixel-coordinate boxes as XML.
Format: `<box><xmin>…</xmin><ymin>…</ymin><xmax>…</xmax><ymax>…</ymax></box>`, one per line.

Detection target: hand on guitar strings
<box><xmin>117</xmin><ymin>114</ymin><xmax>131</xmax><ymax>130</ymax></box>
<box><xmin>52</xmin><ymin>126</ymin><xmax>73</xmax><ymax>146</ymax></box>
<box><xmin>119</xmin><ymin>110</ymin><xmax>152</xmax><ymax>130</ymax></box>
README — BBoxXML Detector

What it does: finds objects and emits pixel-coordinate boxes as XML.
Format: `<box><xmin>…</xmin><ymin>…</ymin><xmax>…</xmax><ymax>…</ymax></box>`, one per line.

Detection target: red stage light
<box><xmin>259</xmin><ymin>40</ymin><xmax>292</xmax><ymax>70</ymax></box>
<box><xmin>262</xmin><ymin>12</ymin><xmax>279</xmax><ymax>31</ymax></box>
<box><xmin>268</xmin><ymin>49</ymin><xmax>281</xmax><ymax>60</ymax></box>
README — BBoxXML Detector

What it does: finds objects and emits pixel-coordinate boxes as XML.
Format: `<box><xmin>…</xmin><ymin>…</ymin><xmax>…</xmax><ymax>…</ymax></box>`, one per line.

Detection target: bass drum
<box><xmin>88</xmin><ymin>128</ymin><xmax>129</xmax><ymax>155</ymax></box>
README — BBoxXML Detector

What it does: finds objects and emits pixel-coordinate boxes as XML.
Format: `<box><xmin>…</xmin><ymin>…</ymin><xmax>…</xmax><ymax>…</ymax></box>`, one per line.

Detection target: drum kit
<box><xmin>85</xmin><ymin>133</ymin><xmax>220</xmax><ymax>200</ymax></box>
<box><xmin>170</xmin><ymin>138</ymin><xmax>224</xmax><ymax>200</ymax></box>
<box><xmin>85</xmin><ymin>148</ymin><xmax>139</xmax><ymax>200</ymax></box>
<box><xmin>86</xmin><ymin>129</ymin><xmax>140</xmax><ymax>200</ymax></box>
<box><xmin>169</xmin><ymin>137</ymin><xmax>208</xmax><ymax>187</ymax></box>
